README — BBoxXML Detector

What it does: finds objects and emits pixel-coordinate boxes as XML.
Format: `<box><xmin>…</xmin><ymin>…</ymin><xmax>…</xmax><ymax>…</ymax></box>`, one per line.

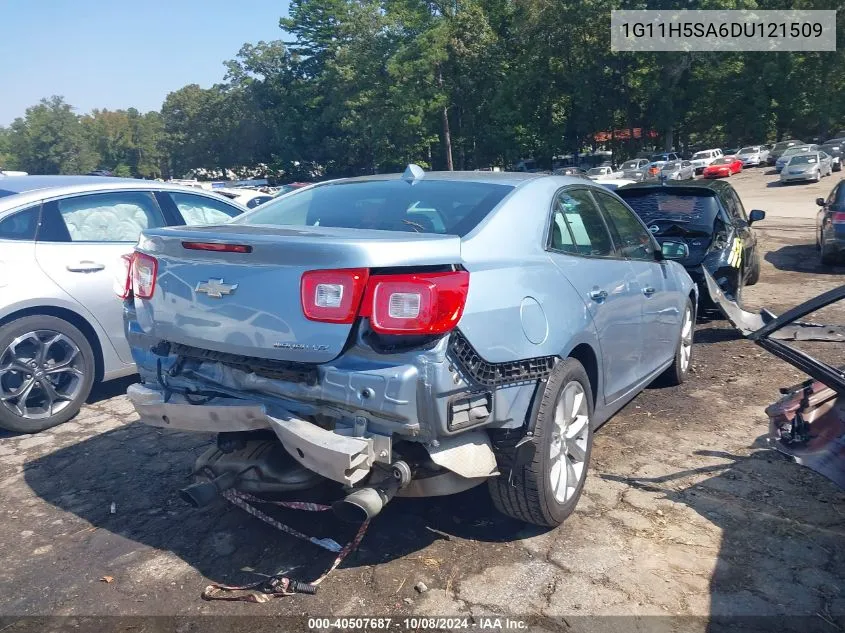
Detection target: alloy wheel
<box><xmin>549</xmin><ymin>381</ymin><xmax>590</xmax><ymax>503</ymax></box>
<box><xmin>0</xmin><ymin>330</ymin><xmax>85</xmax><ymax>420</ymax></box>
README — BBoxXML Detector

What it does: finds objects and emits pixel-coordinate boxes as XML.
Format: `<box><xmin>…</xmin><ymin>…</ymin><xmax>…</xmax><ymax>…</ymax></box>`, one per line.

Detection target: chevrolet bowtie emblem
<box><xmin>195</xmin><ymin>278</ymin><xmax>238</xmax><ymax>298</ymax></box>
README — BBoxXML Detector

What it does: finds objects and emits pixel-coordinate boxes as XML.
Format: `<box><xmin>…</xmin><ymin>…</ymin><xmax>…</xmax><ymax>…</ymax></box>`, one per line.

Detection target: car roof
<box><xmin>326</xmin><ymin>170</ymin><xmax>547</xmax><ymax>187</ymax></box>
<box><xmin>0</xmin><ymin>175</ymin><xmax>247</xmax><ymax>211</ymax></box>
<box><xmin>617</xmin><ymin>180</ymin><xmax>729</xmax><ymax>195</ymax></box>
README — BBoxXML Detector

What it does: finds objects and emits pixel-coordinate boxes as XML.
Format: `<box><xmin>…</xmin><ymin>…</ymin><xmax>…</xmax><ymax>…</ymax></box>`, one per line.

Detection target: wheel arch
<box><xmin>567</xmin><ymin>343</ymin><xmax>599</xmax><ymax>409</ymax></box>
<box><xmin>0</xmin><ymin>306</ymin><xmax>105</xmax><ymax>382</ymax></box>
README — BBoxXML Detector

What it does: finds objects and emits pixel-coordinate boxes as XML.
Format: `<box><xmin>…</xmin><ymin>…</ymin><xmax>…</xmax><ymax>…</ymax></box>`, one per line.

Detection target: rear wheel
<box><xmin>488</xmin><ymin>358</ymin><xmax>593</xmax><ymax>527</ymax></box>
<box><xmin>655</xmin><ymin>299</ymin><xmax>694</xmax><ymax>387</ymax></box>
<box><xmin>0</xmin><ymin>316</ymin><xmax>95</xmax><ymax>433</ymax></box>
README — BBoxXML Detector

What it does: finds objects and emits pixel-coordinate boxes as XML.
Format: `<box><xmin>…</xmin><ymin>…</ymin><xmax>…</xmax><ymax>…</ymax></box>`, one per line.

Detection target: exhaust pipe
<box><xmin>179</xmin><ymin>471</ymin><xmax>237</xmax><ymax>508</ymax></box>
<box><xmin>332</xmin><ymin>461</ymin><xmax>410</xmax><ymax>523</ymax></box>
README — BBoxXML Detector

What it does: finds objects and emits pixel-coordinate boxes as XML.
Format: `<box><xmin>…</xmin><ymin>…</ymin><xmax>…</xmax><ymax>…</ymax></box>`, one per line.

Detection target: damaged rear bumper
<box><xmin>128</xmin><ymin>383</ymin><xmax>379</xmax><ymax>486</ymax></box>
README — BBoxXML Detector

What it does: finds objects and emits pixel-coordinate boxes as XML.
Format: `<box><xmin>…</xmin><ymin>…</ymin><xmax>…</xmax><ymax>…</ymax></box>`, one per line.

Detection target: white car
<box><xmin>737</xmin><ymin>145</ymin><xmax>770</xmax><ymax>167</ymax></box>
<box><xmin>690</xmin><ymin>149</ymin><xmax>723</xmax><ymax>173</ymax></box>
<box><xmin>596</xmin><ymin>179</ymin><xmax>636</xmax><ymax>191</ymax></box>
<box><xmin>214</xmin><ymin>187</ymin><xmax>275</xmax><ymax>209</ymax></box>
<box><xmin>586</xmin><ymin>166</ymin><xmax>623</xmax><ymax>180</ymax></box>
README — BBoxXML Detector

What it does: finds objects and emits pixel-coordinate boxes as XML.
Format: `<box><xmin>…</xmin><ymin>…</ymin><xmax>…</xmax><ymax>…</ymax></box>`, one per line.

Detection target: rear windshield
<box><xmin>617</xmin><ymin>190</ymin><xmax>720</xmax><ymax>233</ymax></box>
<box><xmin>587</xmin><ymin>168</ymin><xmax>606</xmax><ymax>175</ymax></box>
<box><xmin>738</xmin><ymin>147</ymin><xmax>758</xmax><ymax>155</ymax></box>
<box><xmin>692</xmin><ymin>152</ymin><xmax>711</xmax><ymax>160</ymax></box>
<box><xmin>662</xmin><ymin>162</ymin><xmax>680</xmax><ymax>170</ymax></box>
<box><xmin>650</xmin><ymin>154</ymin><xmax>670</xmax><ymax>162</ymax></box>
<box><xmin>773</xmin><ymin>141</ymin><xmax>799</xmax><ymax>150</ymax></box>
<box><xmin>712</xmin><ymin>157</ymin><xmax>733</xmax><ymax>165</ymax></box>
<box><xmin>234</xmin><ymin>179</ymin><xmax>514</xmax><ymax>236</ymax></box>
<box><xmin>621</xmin><ymin>161</ymin><xmax>641</xmax><ymax>170</ymax></box>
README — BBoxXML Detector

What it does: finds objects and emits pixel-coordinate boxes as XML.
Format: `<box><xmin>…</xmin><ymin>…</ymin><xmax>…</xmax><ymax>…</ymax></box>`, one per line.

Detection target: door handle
<box><xmin>643</xmin><ymin>286</ymin><xmax>656</xmax><ymax>297</ymax></box>
<box><xmin>589</xmin><ymin>289</ymin><xmax>608</xmax><ymax>302</ymax></box>
<box><xmin>66</xmin><ymin>261</ymin><xmax>106</xmax><ymax>273</ymax></box>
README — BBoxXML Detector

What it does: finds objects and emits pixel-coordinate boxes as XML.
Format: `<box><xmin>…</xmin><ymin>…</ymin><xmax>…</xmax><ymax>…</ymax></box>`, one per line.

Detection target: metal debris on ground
<box><xmin>201</xmin><ymin>490</ymin><xmax>370</xmax><ymax>603</ymax></box>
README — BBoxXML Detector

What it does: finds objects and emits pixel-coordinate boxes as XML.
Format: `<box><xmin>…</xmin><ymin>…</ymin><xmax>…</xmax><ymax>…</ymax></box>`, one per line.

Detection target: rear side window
<box><xmin>0</xmin><ymin>206</ymin><xmax>40</xmax><ymax>241</ymax></box>
<box><xmin>50</xmin><ymin>191</ymin><xmax>167</xmax><ymax>242</ymax></box>
<box><xmin>235</xmin><ymin>180</ymin><xmax>513</xmax><ymax>237</ymax></box>
<box><xmin>549</xmin><ymin>189</ymin><xmax>614</xmax><ymax>257</ymax></box>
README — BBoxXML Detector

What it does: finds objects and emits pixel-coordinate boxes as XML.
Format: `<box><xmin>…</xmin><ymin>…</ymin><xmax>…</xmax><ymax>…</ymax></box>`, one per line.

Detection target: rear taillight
<box><xmin>301</xmin><ymin>268</ymin><xmax>369</xmax><ymax>323</ymax></box>
<box><xmin>361</xmin><ymin>271</ymin><xmax>470</xmax><ymax>335</ymax></box>
<box><xmin>132</xmin><ymin>252</ymin><xmax>158</xmax><ymax>299</ymax></box>
<box><xmin>832</xmin><ymin>212</ymin><xmax>845</xmax><ymax>224</ymax></box>
<box><xmin>114</xmin><ymin>253</ymin><xmax>133</xmax><ymax>299</ymax></box>
<box><xmin>299</xmin><ymin>269</ymin><xmax>470</xmax><ymax>335</ymax></box>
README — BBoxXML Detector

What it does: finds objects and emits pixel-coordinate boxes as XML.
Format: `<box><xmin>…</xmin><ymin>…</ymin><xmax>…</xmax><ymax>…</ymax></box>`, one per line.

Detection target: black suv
<box><xmin>617</xmin><ymin>180</ymin><xmax>765</xmax><ymax>306</ymax></box>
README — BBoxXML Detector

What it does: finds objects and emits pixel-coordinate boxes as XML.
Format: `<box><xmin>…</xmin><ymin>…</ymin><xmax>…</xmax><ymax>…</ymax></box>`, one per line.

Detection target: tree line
<box><xmin>1</xmin><ymin>0</ymin><xmax>843</xmax><ymax>181</ymax></box>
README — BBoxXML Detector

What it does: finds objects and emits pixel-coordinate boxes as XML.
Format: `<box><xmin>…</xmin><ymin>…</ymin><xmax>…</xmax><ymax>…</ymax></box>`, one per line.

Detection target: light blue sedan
<box><xmin>123</xmin><ymin>167</ymin><xmax>697</xmax><ymax>527</ymax></box>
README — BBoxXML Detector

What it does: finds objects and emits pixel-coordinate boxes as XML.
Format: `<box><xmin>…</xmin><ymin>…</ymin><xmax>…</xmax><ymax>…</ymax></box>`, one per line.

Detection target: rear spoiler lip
<box><xmin>703</xmin><ymin>268</ymin><xmax>845</xmax><ymax>396</ymax></box>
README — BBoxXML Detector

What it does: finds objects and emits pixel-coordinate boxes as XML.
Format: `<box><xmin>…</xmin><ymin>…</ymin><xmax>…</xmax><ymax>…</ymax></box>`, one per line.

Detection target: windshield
<box><xmin>773</xmin><ymin>141</ymin><xmax>798</xmax><ymax>151</ymax></box>
<box><xmin>621</xmin><ymin>161</ymin><xmax>641</xmax><ymax>170</ymax></box>
<box><xmin>587</xmin><ymin>168</ymin><xmax>607</xmax><ymax>175</ymax></box>
<box><xmin>650</xmin><ymin>154</ymin><xmax>670</xmax><ymax>162</ymax></box>
<box><xmin>738</xmin><ymin>147</ymin><xmax>758</xmax><ymax>155</ymax></box>
<box><xmin>788</xmin><ymin>155</ymin><xmax>817</xmax><ymax>165</ymax></box>
<box><xmin>662</xmin><ymin>162</ymin><xmax>680</xmax><ymax>170</ymax></box>
<box><xmin>234</xmin><ymin>179</ymin><xmax>514</xmax><ymax>237</ymax></box>
<box><xmin>711</xmin><ymin>158</ymin><xmax>733</xmax><ymax>165</ymax></box>
<box><xmin>617</xmin><ymin>191</ymin><xmax>719</xmax><ymax>233</ymax></box>
<box><xmin>692</xmin><ymin>152</ymin><xmax>710</xmax><ymax>160</ymax></box>
<box><xmin>0</xmin><ymin>189</ymin><xmax>17</xmax><ymax>199</ymax></box>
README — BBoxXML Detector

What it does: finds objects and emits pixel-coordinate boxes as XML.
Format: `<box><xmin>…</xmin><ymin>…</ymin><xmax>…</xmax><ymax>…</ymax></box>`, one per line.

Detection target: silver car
<box><xmin>0</xmin><ymin>176</ymin><xmax>246</xmax><ymax>432</ymax></box>
<box><xmin>780</xmin><ymin>152</ymin><xmax>833</xmax><ymax>183</ymax></box>
<box><xmin>620</xmin><ymin>158</ymin><xmax>650</xmax><ymax>181</ymax></box>
<box><xmin>124</xmin><ymin>167</ymin><xmax>697</xmax><ymax>527</ymax></box>
<box><xmin>737</xmin><ymin>145</ymin><xmax>770</xmax><ymax>167</ymax></box>
<box><xmin>659</xmin><ymin>160</ymin><xmax>695</xmax><ymax>180</ymax></box>
<box><xmin>775</xmin><ymin>145</ymin><xmax>817</xmax><ymax>172</ymax></box>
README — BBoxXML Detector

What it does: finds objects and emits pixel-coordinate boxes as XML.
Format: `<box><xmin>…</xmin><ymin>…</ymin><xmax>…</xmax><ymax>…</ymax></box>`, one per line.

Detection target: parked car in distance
<box><xmin>660</xmin><ymin>160</ymin><xmax>695</xmax><ymax>181</ymax></box>
<box><xmin>553</xmin><ymin>167</ymin><xmax>588</xmax><ymax>178</ymax></box>
<box><xmin>722</xmin><ymin>148</ymin><xmax>740</xmax><ymax>157</ymax></box>
<box><xmin>274</xmin><ymin>182</ymin><xmax>311</xmax><ymax>196</ymax></box>
<box><xmin>768</xmin><ymin>139</ymin><xmax>805</xmax><ymax>166</ymax></box>
<box><xmin>0</xmin><ymin>176</ymin><xmax>246</xmax><ymax>433</ymax></box>
<box><xmin>780</xmin><ymin>151</ymin><xmax>833</xmax><ymax>184</ymax></box>
<box><xmin>214</xmin><ymin>187</ymin><xmax>274</xmax><ymax>209</ymax></box>
<box><xmin>617</xmin><ymin>179</ymin><xmax>765</xmax><ymax>307</ymax></box>
<box><xmin>649</xmin><ymin>152</ymin><xmax>681</xmax><ymax>167</ymax></box>
<box><xmin>690</xmin><ymin>149</ymin><xmax>723</xmax><ymax>173</ymax></box>
<box><xmin>619</xmin><ymin>159</ymin><xmax>650</xmax><ymax>181</ymax></box>
<box><xmin>816</xmin><ymin>179</ymin><xmax>845</xmax><ymax>265</ymax></box>
<box><xmin>819</xmin><ymin>138</ymin><xmax>845</xmax><ymax>172</ymax></box>
<box><xmin>703</xmin><ymin>156</ymin><xmax>743</xmax><ymax>178</ymax></box>
<box><xmin>737</xmin><ymin>145</ymin><xmax>770</xmax><ymax>167</ymax></box>
<box><xmin>587</xmin><ymin>166</ymin><xmax>623</xmax><ymax>180</ymax></box>
<box><xmin>775</xmin><ymin>145</ymin><xmax>818</xmax><ymax>173</ymax></box>
<box><xmin>597</xmin><ymin>179</ymin><xmax>636</xmax><ymax>191</ymax></box>
<box><xmin>123</xmin><ymin>167</ymin><xmax>697</xmax><ymax>528</ymax></box>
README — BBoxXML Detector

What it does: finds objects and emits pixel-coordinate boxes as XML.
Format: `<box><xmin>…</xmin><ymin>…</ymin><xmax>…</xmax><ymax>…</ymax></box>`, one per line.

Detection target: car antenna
<box><xmin>402</xmin><ymin>164</ymin><xmax>426</xmax><ymax>184</ymax></box>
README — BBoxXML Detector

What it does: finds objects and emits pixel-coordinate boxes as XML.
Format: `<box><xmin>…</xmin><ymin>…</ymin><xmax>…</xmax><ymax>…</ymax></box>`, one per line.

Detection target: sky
<box><xmin>0</xmin><ymin>0</ymin><xmax>290</xmax><ymax>125</ymax></box>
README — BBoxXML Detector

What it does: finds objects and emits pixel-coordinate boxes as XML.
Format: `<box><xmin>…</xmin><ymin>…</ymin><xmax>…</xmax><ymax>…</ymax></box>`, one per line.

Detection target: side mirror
<box><xmin>748</xmin><ymin>209</ymin><xmax>766</xmax><ymax>224</ymax></box>
<box><xmin>660</xmin><ymin>241</ymin><xmax>689</xmax><ymax>260</ymax></box>
<box><xmin>816</xmin><ymin>197</ymin><xmax>826</xmax><ymax>207</ymax></box>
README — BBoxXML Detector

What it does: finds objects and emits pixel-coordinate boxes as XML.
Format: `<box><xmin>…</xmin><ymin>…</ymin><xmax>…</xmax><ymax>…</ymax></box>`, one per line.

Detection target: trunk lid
<box><xmin>133</xmin><ymin>225</ymin><xmax>462</xmax><ymax>363</ymax></box>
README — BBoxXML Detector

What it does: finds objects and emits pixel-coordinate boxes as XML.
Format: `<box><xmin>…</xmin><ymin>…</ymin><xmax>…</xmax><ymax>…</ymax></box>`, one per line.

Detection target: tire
<box><xmin>488</xmin><ymin>358</ymin><xmax>593</xmax><ymax>527</ymax></box>
<box><xmin>0</xmin><ymin>315</ymin><xmax>95</xmax><ymax>433</ymax></box>
<box><xmin>655</xmin><ymin>298</ymin><xmax>694</xmax><ymax>387</ymax></box>
<box><xmin>746</xmin><ymin>251</ymin><xmax>761</xmax><ymax>286</ymax></box>
<box><xmin>821</xmin><ymin>244</ymin><xmax>838</xmax><ymax>266</ymax></box>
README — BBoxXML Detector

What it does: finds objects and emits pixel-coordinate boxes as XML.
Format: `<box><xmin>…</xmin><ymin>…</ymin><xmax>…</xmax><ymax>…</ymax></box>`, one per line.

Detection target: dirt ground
<box><xmin>1</xmin><ymin>168</ymin><xmax>844</xmax><ymax>632</ymax></box>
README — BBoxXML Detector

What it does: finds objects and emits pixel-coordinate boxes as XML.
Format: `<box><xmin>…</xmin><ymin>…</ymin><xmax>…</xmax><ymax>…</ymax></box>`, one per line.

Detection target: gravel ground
<box><xmin>1</xmin><ymin>168</ymin><xmax>844</xmax><ymax>632</ymax></box>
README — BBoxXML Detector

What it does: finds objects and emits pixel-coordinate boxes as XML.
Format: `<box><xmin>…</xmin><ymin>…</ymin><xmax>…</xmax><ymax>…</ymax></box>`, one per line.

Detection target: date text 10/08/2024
<box><xmin>621</xmin><ymin>21</ymin><xmax>824</xmax><ymax>40</ymax></box>
<box><xmin>307</xmin><ymin>618</ymin><xmax>529</xmax><ymax>630</ymax></box>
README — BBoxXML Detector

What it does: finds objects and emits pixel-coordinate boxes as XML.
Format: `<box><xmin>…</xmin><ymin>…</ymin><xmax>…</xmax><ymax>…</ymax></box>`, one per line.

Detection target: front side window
<box><xmin>0</xmin><ymin>206</ymin><xmax>40</xmax><ymax>241</ymax></box>
<box><xmin>49</xmin><ymin>191</ymin><xmax>167</xmax><ymax>242</ymax></box>
<box><xmin>549</xmin><ymin>189</ymin><xmax>614</xmax><ymax>257</ymax></box>
<box><xmin>594</xmin><ymin>190</ymin><xmax>655</xmax><ymax>261</ymax></box>
<box><xmin>235</xmin><ymin>180</ymin><xmax>513</xmax><ymax>237</ymax></box>
<box><xmin>246</xmin><ymin>196</ymin><xmax>273</xmax><ymax>209</ymax></box>
<box><xmin>168</xmin><ymin>192</ymin><xmax>242</xmax><ymax>225</ymax></box>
